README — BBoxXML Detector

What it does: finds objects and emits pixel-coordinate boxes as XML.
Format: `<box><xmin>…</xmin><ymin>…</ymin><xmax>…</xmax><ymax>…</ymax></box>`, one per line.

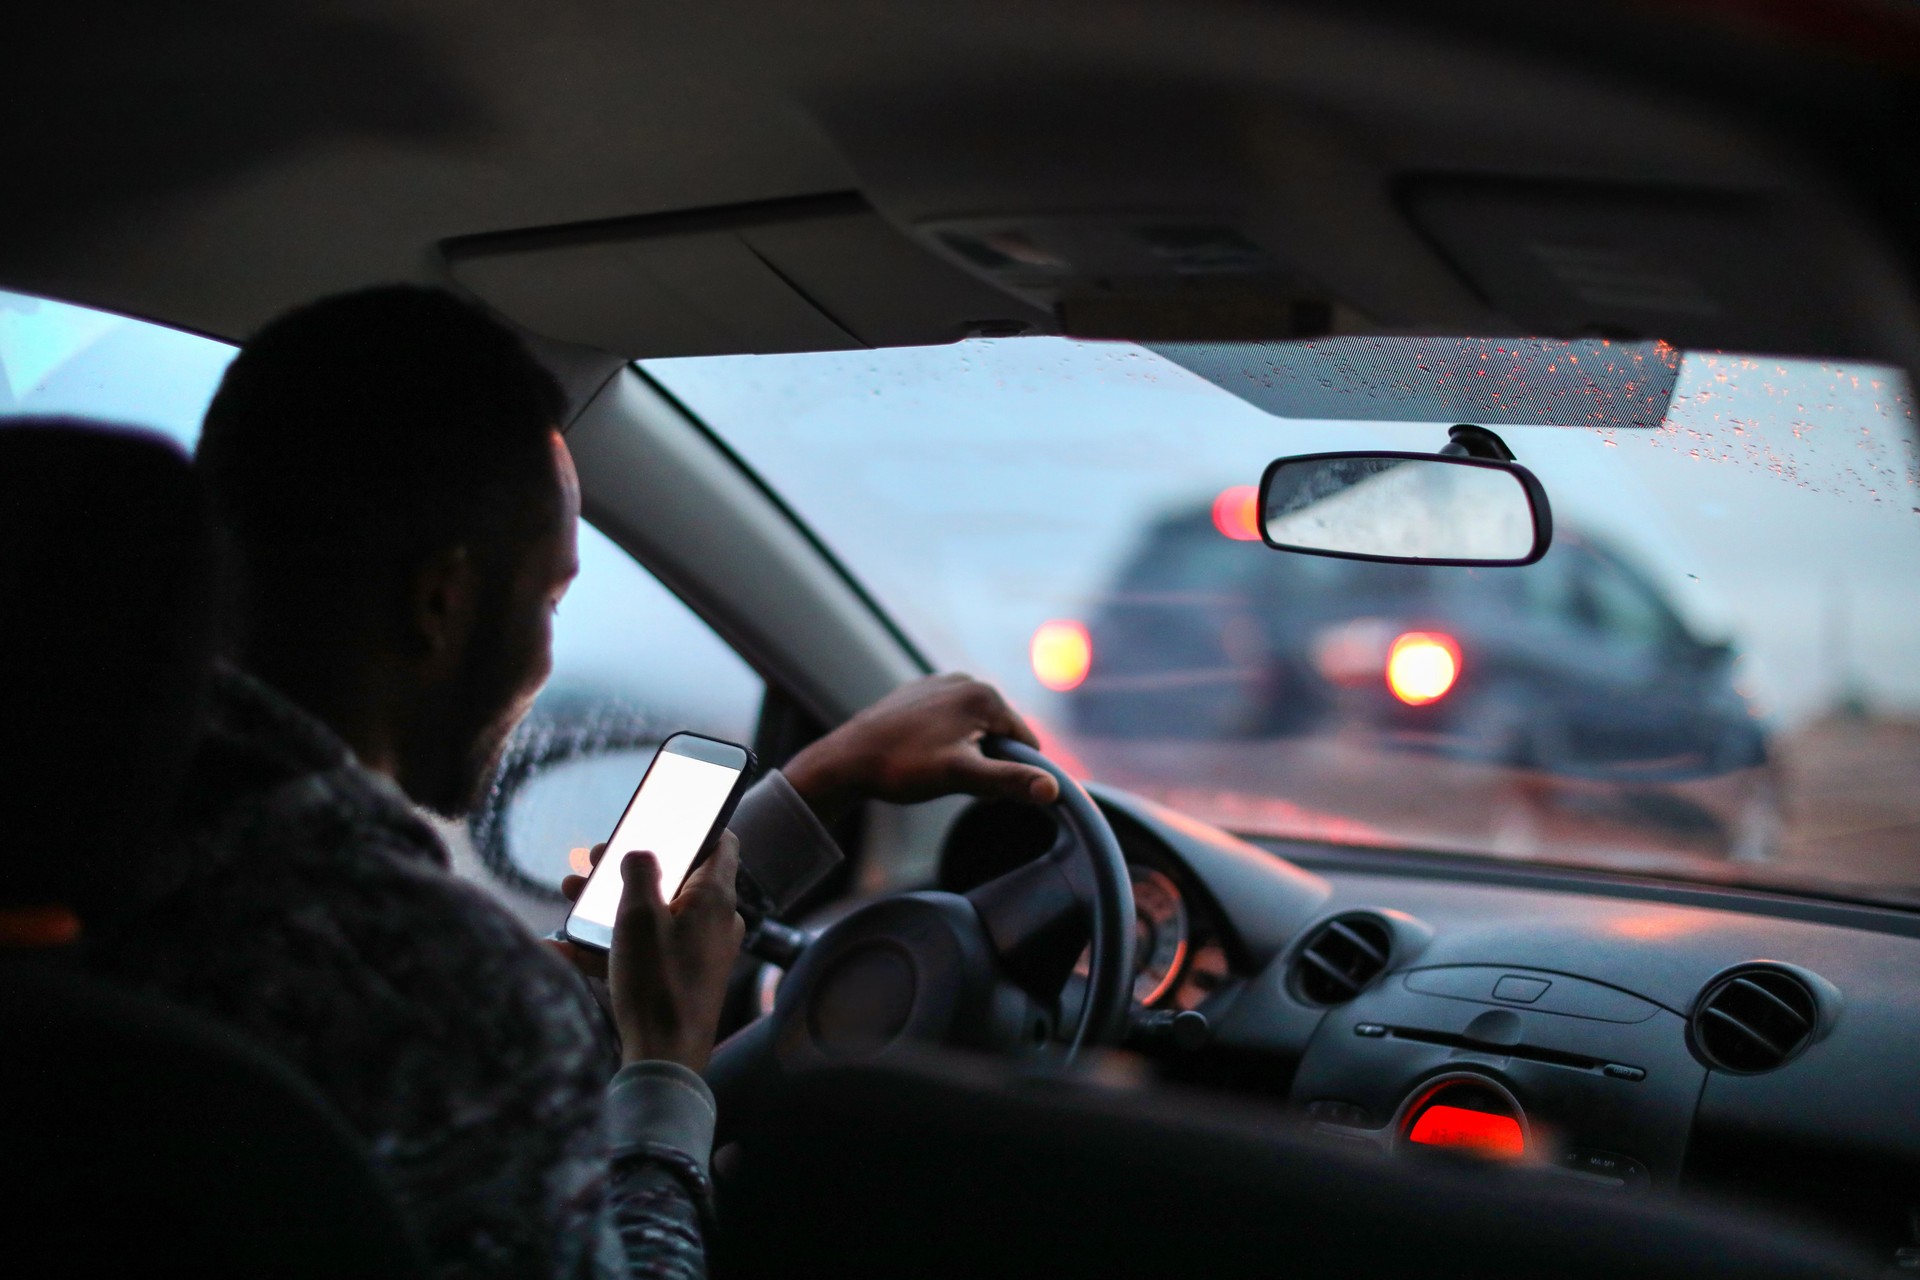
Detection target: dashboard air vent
<box><xmin>1691</xmin><ymin>967</ymin><xmax>1818</xmax><ymax>1073</ymax></box>
<box><xmin>1292</xmin><ymin>914</ymin><xmax>1392</xmax><ymax>1006</ymax></box>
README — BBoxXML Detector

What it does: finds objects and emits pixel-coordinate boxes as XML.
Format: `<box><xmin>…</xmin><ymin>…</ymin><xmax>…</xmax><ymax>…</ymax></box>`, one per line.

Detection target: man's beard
<box><xmin>426</xmin><ymin>705</ymin><xmax>523</xmax><ymax>821</ymax></box>
<box><xmin>410</xmin><ymin>594</ymin><xmax>538</xmax><ymax>820</ymax></box>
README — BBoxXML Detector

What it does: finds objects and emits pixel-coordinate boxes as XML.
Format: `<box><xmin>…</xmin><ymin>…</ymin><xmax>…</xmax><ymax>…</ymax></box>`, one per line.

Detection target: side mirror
<box><xmin>1258</xmin><ymin>451</ymin><xmax>1552</xmax><ymax>566</ymax></box>
<box><xmin>469</xmin><ymin>717</ymin><xmax>664</xmax><ymax>899</ymax></box>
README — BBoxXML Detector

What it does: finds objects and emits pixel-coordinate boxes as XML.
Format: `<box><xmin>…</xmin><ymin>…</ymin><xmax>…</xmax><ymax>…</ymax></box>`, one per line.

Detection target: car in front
<box><xmin>1064</xmin><ymin>498</ymin><xmax>1778</xmax><ymax>860</ymax></box>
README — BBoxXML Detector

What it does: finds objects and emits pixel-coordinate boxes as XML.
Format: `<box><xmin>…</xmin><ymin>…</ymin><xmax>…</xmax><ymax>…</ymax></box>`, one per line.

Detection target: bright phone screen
<box><xmin>572</xmin><ymin>749</ymin><xmax>745</xmax><ymax>930</ymax></box>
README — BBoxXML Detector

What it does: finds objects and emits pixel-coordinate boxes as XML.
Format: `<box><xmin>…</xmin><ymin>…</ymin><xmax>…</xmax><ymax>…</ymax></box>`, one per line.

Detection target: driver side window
<box><xmin>474</xmin><ymin>519</ymin><xmax>768</xmax><ymax>904</ymax></box>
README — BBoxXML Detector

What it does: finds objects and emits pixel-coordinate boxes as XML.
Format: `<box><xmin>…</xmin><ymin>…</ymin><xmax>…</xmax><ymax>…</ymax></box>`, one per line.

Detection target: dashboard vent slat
<box><xmin>1299</xmin><ymin>948</ymin><xmax>1363</xmax><ymax>998</ymax></box>
<box><xmin>1691</xmin><ymin>967</ymin><xmax>1819</xmax><ymax>1074</ymax></box>
<box><xmin>1291</xmin><ymin>914</ymin><xmax>1393</xmax><ymax>1007</ymax></box>
<box><xmin>1728</xmin><ymin>977</ymin><xmax>1812</xmax><ymax>1035</ymax></box>
<box><xmin>1701</xmin><ymin>1006</ymin><xmax>1786</xmax><ymax>1060</ymax></box>
<box><xmin>1325</xmin><ymin>920</ymin><xmax>1389</xmax><ymax>968</ymax></box>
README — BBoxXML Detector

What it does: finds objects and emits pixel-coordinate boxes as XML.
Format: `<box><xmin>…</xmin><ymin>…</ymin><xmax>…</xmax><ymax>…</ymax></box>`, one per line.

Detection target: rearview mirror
<box><xmin>1258</xmin><ymin>452</ymin><xmax>1551</xmax><ymax>566</ymax></box>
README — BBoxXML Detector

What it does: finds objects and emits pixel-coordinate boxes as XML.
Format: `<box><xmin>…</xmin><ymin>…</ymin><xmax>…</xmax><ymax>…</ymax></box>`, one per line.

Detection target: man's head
<box><xmin>198</xmin><ymin>286</ymin><xmax>578</xmax><ymax>816</ymax></box>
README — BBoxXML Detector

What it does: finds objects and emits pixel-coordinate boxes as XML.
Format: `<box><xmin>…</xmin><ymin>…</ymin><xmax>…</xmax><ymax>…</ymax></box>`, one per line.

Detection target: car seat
<box><xmin>0</xmin><ymin>420</ymin><xmax>424</xmax><ymax>1278</ymax></box>
<box><xmin>1</xmin><ymin>961</ymin><xmax>426</xmax><ymax>1277</ymax></box>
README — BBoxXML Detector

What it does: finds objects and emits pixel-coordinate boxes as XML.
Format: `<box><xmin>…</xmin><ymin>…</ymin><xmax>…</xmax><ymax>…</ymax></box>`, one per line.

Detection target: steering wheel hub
<box><xmin>776</xmin><ymin>893</ymin><xmax>1021</xmax><ymax>1064</ymax></box>
<box><xmin>807</xmin><ymin>941</ymin><xmax>917</xmax><ymax>1056</ymax></box>
<box><xmin>705</xmin><ymin>737</ymin><xmax>1135</xmax><ymax>1138</ymax></box>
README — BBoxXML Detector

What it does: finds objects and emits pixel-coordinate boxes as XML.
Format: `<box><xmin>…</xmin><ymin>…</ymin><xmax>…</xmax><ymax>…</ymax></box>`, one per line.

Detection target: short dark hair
<box><xmin>197</xmin><ymin>286</ymin><xmax>566</xmax><ymax>642</ymax></box>
<box><xmin>0</xmin><ymin>420</ymin><xmax>216</xmax><ymax>913</ymax></box>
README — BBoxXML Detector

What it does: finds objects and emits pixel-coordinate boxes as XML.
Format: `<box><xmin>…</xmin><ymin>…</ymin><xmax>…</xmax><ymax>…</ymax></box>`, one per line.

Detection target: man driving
<box><xmin>85</xmin><ymin>285</ymin><xmax>1059</xmax><ymax>1280</ymax></box>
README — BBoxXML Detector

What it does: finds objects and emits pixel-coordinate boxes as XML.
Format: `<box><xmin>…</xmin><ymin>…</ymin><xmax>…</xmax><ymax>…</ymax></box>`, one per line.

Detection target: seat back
<box><xmin>0</xmin><ymin>420</ymin><xmax>217</xmax><ymax>913</ymax></box>
<box><xmin>0</xmin><ymin>420</ymin><xmax>423</xmax><ymax>1278</ymax></box>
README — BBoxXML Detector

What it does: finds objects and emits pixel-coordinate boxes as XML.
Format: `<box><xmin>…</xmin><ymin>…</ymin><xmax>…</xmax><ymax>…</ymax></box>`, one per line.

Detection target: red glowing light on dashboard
<box><xmin>1386</xmin><ymin>631</ymin><xmax>1460</xmax><ymax>705</ymax></box>
<box><xmin>1406</xmin><ymin>1105</ymin><xmax>1525</xmax><ymax>1158</ymax></box>
<box><xmin>0</xmin><ymin>905</ymin><xmax>82</xmax><ymax>949</ymax></box>
<box><xmin>1031</xmin><ymin>620</ymin><xmax>1093</xmax><ymax>691</ymax></box>
<box><xmin>1211</xmin><ymin>485</ymin><xmax>1261</xmax><ymax>541</ymax></box>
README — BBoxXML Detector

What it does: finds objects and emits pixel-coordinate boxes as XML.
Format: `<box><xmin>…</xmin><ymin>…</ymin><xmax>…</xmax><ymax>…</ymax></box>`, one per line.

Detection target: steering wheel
<box><xmin>705</xmin><ymin>737</ymin><xmax>1136</xmax><ymax>1135</ymax></box>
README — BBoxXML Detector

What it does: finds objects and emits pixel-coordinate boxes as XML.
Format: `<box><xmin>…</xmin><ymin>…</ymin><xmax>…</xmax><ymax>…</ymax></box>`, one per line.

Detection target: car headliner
<box><xmin>5</xmin><ymin>0</ymin><xmax>1918</xmax><ymax>379</ymax></box>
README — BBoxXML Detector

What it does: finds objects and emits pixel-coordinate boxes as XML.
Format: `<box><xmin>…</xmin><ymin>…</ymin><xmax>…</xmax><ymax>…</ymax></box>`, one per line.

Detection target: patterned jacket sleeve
<box><xmin>596</xmin><ymin>1062</ymin><xmax>719</xmax><ymax>1279</ymax></box>
<box><xmin>604</xmin><ymin>1147</ymin><xmax>711</xmax><ymax>1279</ymax></box>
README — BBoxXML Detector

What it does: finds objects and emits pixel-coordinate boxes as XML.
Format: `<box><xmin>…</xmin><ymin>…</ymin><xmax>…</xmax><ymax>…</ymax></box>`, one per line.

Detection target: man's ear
<box><xmin>408</xmin><ymin>544</ymin><xmax>480</xmax><ymax>676</ymax></box>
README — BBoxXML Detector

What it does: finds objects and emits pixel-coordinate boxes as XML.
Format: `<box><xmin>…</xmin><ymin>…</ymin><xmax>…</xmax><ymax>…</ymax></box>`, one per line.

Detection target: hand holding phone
<box><xmin>601</xmin><ymin>834</ymin><xmax>746</xmax><ymax>1070</ymax></box>
<box><xmin>564</xmin><ymin>732</ymin><xmax>754</xmax><ymax>952</ymax></box>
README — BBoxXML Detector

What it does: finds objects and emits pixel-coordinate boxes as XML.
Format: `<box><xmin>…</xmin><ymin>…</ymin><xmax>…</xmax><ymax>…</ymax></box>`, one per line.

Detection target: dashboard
<box><xmin>927</xmin><ymin>783</ymin><xmax>1920</xmax><ymax>1262</ymax></box>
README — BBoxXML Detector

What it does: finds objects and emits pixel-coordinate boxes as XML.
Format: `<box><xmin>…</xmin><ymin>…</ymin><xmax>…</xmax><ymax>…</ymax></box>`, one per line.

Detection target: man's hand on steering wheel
<box><xmin>783</xmin><ymin>674</ymin><xmax>1061</xmax><ymax>825</ymax></box>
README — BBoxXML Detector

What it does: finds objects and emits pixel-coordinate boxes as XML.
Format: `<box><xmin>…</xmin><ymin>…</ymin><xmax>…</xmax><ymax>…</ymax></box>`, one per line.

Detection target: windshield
<box><xmin>646</xmin><ymin>338</ymin><xmax>1920</xmax><ymax>907</ymax></box>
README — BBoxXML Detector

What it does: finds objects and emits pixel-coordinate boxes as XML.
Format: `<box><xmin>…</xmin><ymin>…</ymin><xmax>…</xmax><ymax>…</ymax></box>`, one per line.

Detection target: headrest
<box><xmin>0</xmin><ymin>419</ymin><xmax>217</xmax><ymax>918</ymax></box>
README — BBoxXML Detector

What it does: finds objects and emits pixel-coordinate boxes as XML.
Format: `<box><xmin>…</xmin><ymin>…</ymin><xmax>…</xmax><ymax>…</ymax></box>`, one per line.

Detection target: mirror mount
<box><xmin>1440</xmin><ymin>423</ymin><xmax>1517</xmax><ymax>462</ymax></box>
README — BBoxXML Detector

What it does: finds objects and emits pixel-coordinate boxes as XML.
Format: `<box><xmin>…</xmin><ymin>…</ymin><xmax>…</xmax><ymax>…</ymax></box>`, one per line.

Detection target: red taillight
<box><xmin>1386</xmin><ymin>631</ymin><xmax>1460</xmax><ymax>706</ymax></box>
<box><xmin>1031</xmin><ymin>620</ymin><xmax>1093</xmax><ymax>691</ymax></box>
<box><xmin>1211</xmin><ymin>485</ymin><xmax>1261</xmax><ymax>541</ymax></box>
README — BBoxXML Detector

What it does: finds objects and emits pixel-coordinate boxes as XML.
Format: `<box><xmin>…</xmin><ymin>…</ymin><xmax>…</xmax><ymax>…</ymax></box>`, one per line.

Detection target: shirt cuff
<box><xmin>729</xmin><ymin>771</ymin><xmax>845</xmax><ymax>914</ymax></box>
<box><xmin>605</xmin><ymin>1060</ymin><xmax>717</xmax><ymax>1178</ymax></box>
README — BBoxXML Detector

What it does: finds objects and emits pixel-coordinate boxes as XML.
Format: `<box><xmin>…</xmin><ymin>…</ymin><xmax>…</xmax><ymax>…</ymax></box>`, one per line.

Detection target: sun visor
<box><xmin>1148</xmin><ymin>336</ymin><xmax>1681</xmax><ymax>429</ymax></box>
<box><xmin>442</xmin><ymin>194</ymin><xmax>1049</xmax><ymax>358</ymax></box>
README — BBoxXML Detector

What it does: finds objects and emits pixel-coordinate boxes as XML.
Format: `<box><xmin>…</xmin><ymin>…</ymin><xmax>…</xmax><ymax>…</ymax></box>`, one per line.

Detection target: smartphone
<box><xmin>562</xmin><ymin>731</ymin><xmax>755</xmax><ymax>952</ymax></box>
